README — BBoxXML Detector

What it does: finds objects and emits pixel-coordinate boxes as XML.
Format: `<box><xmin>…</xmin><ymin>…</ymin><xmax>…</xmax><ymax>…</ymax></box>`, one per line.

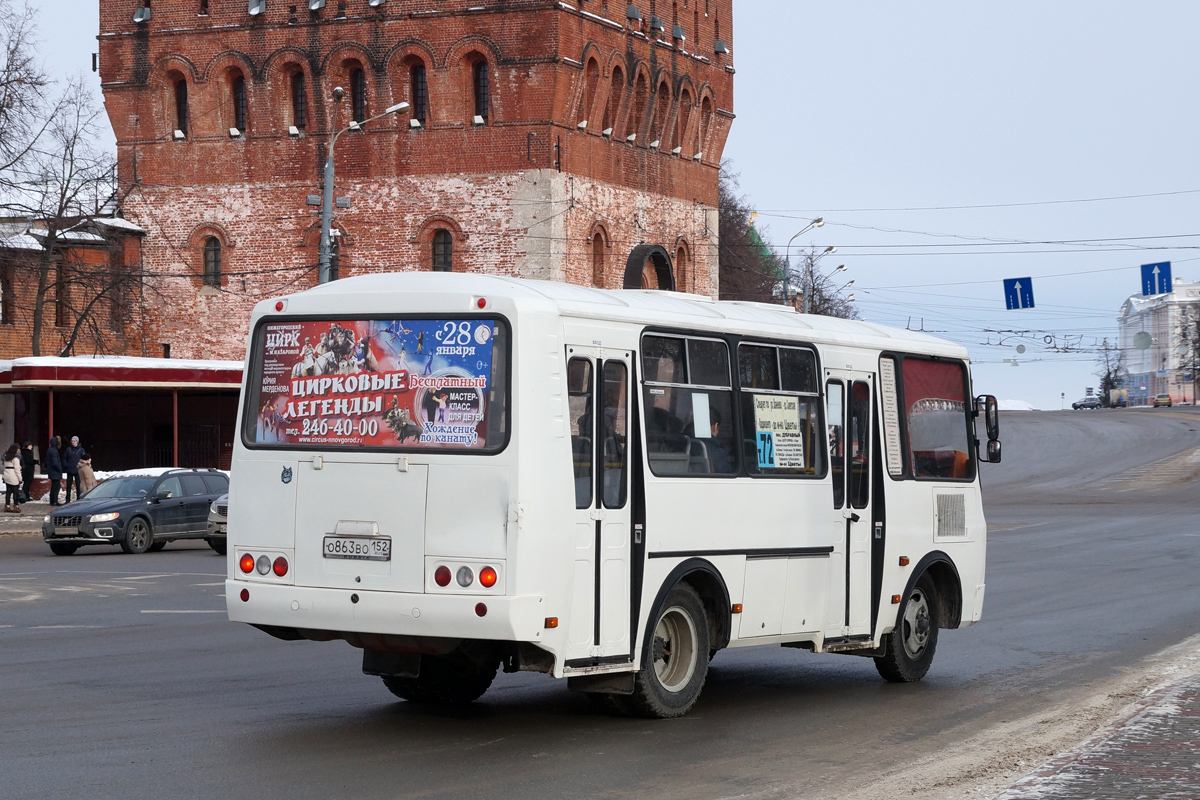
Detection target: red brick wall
<box><xmin>100</xmin><ymin>1</ymin><xmax>735</xmax><ymax>360</ymax></box>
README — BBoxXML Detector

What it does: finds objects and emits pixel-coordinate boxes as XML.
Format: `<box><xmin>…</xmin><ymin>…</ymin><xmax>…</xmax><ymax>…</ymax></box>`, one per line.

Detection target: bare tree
<box><xmin>788</xmin><ymin>245</ymin><xmax>859</xmax><ymax>320</ymax></box>
<box><xmin>0</xmin><ymin>0</ymin><xmax>54</xmax><ymax>178</ymax></box>
<box><xmin>1094</xmin><ymin>338</ymin><xmax>1124</xmax><ymax>406</ymax></box>
<box><xmin>2</xmin><ymin>78</ymin><xmax>122</xmax><ymax>356</ymax></box>
<box><xmin>717</xmin><ymin>162</ymin><xmax>784</xmax><ymax>303</ymax></box>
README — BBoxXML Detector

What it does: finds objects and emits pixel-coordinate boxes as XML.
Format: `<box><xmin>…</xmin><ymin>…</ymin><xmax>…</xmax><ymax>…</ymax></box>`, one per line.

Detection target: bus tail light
<box><xmin>434</xmin><ymin>566</ymin><xmax>452</xmax><ymax>587</ymax></box>
<box><xmin>456</xmin><ymin>566</ymin><xmax>474</xmax><ymax>587</ymax></box>
<box><xmin>273</xmin><ymin>556</ymin><xmax>289</xmax><ymax>577</ymax></box>
<box><xmin>479</xmin><ymin>566</ymin><xmax>497</xmax><ymax>588</ymax></box>
<box><xmin>256</xmin><ymin>555</ymin><xmax>271</xmax><ymax>575</ymax></box>
<box><xmin>240</xmin><ymin>588</ymin><xmax>249</xmax><ymax>602</ymax></box>
<box><xmin>239</xmin><ymin>554</ymin><xmax>255</xmax><ymax>574</ymax></box>
<box><xmin>475</xmin><ymin>603</ymin><xmax>487</xmax><ymax>617</ymax></box>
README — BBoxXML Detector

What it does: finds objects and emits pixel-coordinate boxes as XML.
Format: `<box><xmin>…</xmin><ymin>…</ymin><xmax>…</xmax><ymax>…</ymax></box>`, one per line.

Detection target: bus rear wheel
<box><xmin>381</xmin><ymin>654</ymin><xmax>497</xmax><ymax>704</ymax></box>
<box><xmin>875</xmin><ymin>573</ymin><xmax>939</xmax><ymax>683</ymax></box>
<box><xmin>616</xmin><ymin>582</ymin><xmax>709</xmax><ymax>719</ymax></box>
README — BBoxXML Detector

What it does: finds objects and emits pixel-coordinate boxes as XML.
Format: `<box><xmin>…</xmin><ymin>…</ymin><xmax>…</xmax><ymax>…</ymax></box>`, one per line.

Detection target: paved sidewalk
<box><xmin>995</xmin><ymin>672</ymin><xmax>1200</xmax><ymax>799</ymax></box>
<box><xmin>0</xmin><ymin>501</ymin><xmax>50</xmax><ymax>535</ymax></box>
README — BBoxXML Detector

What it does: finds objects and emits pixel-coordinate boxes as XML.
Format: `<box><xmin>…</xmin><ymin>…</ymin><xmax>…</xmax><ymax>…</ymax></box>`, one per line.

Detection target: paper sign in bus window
<box><xmin>752</xmin><ymin>394</ymin><xmax>805</xmax><ymax>469</ymax></box>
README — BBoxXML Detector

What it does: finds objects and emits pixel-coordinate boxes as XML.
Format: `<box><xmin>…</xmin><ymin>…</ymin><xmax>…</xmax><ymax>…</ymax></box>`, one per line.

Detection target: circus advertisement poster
<box><xmin>253</xmin><ymin>318</ymin><xmax>497</xmax><ymax>449</ymax></box>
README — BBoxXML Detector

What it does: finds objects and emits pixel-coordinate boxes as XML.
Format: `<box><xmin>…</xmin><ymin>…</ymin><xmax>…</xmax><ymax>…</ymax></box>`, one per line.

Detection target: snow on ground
<box><xmin>999</xmin><ymin>399</ymin><xmax>1037</xmax><ymax>411</ymax></box>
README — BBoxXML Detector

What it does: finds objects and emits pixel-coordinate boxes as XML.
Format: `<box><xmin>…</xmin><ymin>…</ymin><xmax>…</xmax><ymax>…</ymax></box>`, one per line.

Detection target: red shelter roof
<box><xmin>0</xmin><ymin>356</ymin><xmax>243</xmax><ymax>390</ymax></box>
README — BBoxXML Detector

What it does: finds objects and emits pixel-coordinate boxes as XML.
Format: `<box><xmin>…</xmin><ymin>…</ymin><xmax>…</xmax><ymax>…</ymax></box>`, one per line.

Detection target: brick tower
<box><xmin>99</xmin><ymin>0</ymin><xmax>735</xmax><ymax>359</ymax></box>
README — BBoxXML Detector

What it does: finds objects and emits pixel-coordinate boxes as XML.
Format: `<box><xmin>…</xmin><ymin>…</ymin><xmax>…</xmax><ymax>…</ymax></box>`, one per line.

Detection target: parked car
<box><xmin>206</xmin><ymin>493</ymin><xmax>228</xmax><ymax>555</ymax></box>
<box><xmin>1153</xmin><ymin>394</ymin><xmax>1173</xmax><ymax>408</ymax></box>
<box><xmin>1072</xmin><ymin>397</ymin><xmax>1101</xmax><ymax>410</ymax></box>
<box><xmin>41</xmin><ymin>468</ymin><xmax>229</xmax><ymax>556</ymax></box>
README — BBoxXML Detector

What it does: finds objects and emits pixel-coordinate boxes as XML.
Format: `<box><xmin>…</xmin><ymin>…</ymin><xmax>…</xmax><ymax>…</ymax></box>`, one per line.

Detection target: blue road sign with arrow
<box><xmin>1141</xmin><ymin>262</ymin><xmax>1172</xmax><ymax>296</ymax></box>
<box><xmin>1003</xmin><ymin>277</ymin><xmax>1035</xmax><ymax>309</ymax></box>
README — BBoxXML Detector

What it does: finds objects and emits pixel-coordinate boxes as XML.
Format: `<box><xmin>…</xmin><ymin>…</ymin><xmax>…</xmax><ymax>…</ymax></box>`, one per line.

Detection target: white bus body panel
<box><xmin>227</xmin><ymin>274</ymin><xmax>988</xmax><ymax>678</ymax></box>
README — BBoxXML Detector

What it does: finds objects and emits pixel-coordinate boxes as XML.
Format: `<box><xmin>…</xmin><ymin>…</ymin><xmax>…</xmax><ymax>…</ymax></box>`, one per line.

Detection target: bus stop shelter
<box><xmin>0</xmin><ymin>356</ymin><xmax>243</xmax><ymax>472</ymax></box>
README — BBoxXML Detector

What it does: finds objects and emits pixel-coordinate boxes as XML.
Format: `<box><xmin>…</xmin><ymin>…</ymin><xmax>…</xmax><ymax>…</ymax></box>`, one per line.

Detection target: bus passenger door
<box><xmin>565</xmin><ymin>347</ymin><xmax>633</xmax><ymax>663</ymax></box>
<box><xmin>825</xmin><ymin>370</ymin><xmax>875</xmax><ymax>638</ymax></box>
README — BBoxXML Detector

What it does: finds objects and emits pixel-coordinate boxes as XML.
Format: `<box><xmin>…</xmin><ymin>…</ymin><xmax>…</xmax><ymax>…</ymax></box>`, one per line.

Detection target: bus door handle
<box><xmin>842</xmin><ymin>510</ymin><xmax>860</xmax><ymax>523</ymax></box>
<box><xmin>589</xmin><ymin>509</ymin><xmax>605</xmax><ymax>521</ymax></box>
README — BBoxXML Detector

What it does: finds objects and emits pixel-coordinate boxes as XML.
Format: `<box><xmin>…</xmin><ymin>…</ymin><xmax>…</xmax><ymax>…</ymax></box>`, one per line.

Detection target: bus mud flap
<box><xmin>567</xmin><ymin>672</ymin><xmax>636</xmax><ymax>696</ymax></box>
<box><xmin>362</xmin><ymin>650</ymin><xmax>421</xmax><ymax>678</ymax></box>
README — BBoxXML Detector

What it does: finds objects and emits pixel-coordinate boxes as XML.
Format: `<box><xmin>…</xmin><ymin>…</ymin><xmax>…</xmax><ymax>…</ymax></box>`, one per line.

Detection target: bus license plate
<box><xmin>323</xmin><ymin>535</ymin><xmax>391</xmax><ymax>562</ymax></box>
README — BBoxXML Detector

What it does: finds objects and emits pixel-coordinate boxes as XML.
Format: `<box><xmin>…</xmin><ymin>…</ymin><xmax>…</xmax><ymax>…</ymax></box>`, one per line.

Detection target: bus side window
<box><xmin>602</xmin><ymin>360</ymin><xmax>628</xmax><ymax>508</ymax></box>
<box><xmin>849</xmin><ymin>381</ymin><xmax>871</xmax><ymax>509</ymax></box>
<box><xmin>827</xmin><ymin>381</ymin><xmax>845</xmax><ymax>508</ymax></box>
<box><xmin>568</xmin><ymin>358</ymin><xmax>594</xmax><ymax>509</ymax></box>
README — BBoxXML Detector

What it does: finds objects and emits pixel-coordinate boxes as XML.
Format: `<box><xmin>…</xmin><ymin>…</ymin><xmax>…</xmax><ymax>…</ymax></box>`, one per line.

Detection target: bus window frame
<box><xmin>639</xmin><ymin>330</ymin><xmax>738</xmax><ymax>479</ymax></box>
<box><xmin>879</xmin><ymin>351</ymin><xmax>976</xmax><ymax>484</ymax></box>
<box><xmin>735</xmin><ymin>339</ymin><xmax>827</xmax><ymax>480</ymax></box>
<box><xmin>240</xmin><ymin>312</ymin><xmax>514</xmax><ymax>456</ymax></box>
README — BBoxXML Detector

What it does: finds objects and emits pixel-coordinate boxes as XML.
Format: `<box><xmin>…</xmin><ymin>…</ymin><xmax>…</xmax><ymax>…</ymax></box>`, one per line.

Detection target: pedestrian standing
<box><xmin>3</xmin><ymin>444</ymin><xmax>22</xmax><ymax>512</ymax></box>
<box><xmin>62</xmin><ymin>435</ymin><xmax>84</xmax><ymax>503</ymax></box>
<box><xmin>19</xmin><ymin>441</ymin><xmax>36</xmax><ymax>504</ymax></box>
<box><xmin>78</xmin><ymin>453</ymin><xmax>97</xmax><ymax>495</ymax></box>
<box><xmin>45</xmin><ymin>436</ymin><xmax>63</xmax><ymax>506</ymax></box>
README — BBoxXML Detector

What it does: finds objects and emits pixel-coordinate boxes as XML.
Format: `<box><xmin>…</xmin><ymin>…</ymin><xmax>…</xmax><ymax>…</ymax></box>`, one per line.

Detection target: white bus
<box><xmin>227</xmin><ymin>273</ymin><xmax>999</xmax><ymax>718</ymax></box>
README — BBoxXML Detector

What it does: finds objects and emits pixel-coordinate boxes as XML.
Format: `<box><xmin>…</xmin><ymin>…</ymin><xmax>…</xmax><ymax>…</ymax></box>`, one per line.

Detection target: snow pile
<box><xmin>998</xmin><ymin>399</ymin><xmax>1037</xmax><ymax>411</ymax></box>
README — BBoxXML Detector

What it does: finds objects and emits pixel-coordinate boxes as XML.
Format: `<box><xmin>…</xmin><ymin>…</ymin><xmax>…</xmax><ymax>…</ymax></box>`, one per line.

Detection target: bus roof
<box><xmin>262</xmin><ymin>273</ymin><xmax>969</xmax><ymax>361</ymax></box>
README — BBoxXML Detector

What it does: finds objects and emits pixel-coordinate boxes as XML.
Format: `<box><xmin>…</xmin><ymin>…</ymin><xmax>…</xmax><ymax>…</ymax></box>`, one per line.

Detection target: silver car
<box><xmin>206</xmin><ymin>493</ymin><xmax>228</xmax><ymax>555</ymax></box>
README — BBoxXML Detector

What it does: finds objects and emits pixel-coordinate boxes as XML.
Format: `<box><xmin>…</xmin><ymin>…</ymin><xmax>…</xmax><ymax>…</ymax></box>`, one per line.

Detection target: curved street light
<box><xmin>783</xmin><ymin>217</ymin><xmax>824</xmax><ymax>306</ymax></box>
<box><xmin>803</xmin><ymin>257</ymin><xmax>845</xmax><ymax>315</ymax></box>
<box><xmin>319</xmin><ymin>89</ymin><xmax>411</xmax><ymax>284</ymax></box>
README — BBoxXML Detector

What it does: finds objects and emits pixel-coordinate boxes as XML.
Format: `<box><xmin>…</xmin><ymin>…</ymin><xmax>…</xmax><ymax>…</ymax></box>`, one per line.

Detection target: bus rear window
<box><xmin>243</xmin><ymin>317</ymin><xmax>508</xmax><ymax>453</ymax></box>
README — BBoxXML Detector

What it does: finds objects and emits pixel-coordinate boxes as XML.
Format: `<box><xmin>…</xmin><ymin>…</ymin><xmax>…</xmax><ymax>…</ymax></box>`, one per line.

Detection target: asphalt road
<box><xmin>2</xmin><ymin>408</ymin><xmax>1198</xmax><ymax>800</ymax></box>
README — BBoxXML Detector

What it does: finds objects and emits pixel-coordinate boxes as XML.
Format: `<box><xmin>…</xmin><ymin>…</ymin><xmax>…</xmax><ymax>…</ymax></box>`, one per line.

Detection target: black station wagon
<box><xmin>42</xmin><ymin>468</ymin><xmax>229</xmax><ymax>556</ymax></box>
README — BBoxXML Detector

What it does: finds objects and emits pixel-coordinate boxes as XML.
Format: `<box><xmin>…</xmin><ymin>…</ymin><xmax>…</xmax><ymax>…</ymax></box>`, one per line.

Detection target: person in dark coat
<box><xmin>45</xmin><ymin>436</ymin><xmax>63</xmax><ymax>506</ymax></box>
<box><xmin>19</xmin><ymin>441</ymin><xmax>36</xmax><ymax>504</ymax></box>
<box><xmin>62</xmin><ymin>435</ymin><xmax>84</xmax><ymax>503</ymax></box>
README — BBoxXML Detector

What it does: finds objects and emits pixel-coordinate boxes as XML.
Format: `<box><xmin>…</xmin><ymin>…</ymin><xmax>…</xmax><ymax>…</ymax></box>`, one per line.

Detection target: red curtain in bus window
<box><xmin>901</xmin><ymin>359</ymin><xmax>973</xmax><ymax>480</ymax></box>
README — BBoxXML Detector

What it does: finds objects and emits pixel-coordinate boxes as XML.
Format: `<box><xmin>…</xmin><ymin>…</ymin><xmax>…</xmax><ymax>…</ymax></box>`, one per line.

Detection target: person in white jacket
<box><xmin>3</xmin><ymin>443</ymin><xmax>23</xmax><ymax>513</ymax></box>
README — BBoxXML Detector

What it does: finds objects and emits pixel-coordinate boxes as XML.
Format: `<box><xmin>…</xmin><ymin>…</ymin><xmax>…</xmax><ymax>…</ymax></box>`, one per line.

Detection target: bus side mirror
<box><xmin>985</xmin><ymin>439</ymin><xmax>1001</xmax><ymax>463</ymax></box>
<box><xmin>976</xmin><ymin>395</ymin><xmax>999</xmax><ymax>441</ymax></box>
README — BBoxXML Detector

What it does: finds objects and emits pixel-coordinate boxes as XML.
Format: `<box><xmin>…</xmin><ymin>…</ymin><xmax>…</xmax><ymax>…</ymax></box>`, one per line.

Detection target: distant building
<box><xmin>97</xmin><ymin>0</ymin><xmax>737</xmax><ymax>360</ymax></box>
<box><xmin>1118</xmin><ymin>278</ymin><xmax>1200</xmax><ymax>404</ymax></box>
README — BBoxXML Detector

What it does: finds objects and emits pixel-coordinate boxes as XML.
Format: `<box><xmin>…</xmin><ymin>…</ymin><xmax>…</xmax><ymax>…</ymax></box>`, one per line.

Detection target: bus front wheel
<box><xmin>875</xmin><ymin>573</ymin><xmax>939</xmax><ymax>683</ymax></box>
<box><xmin>618</xmin><ymin>582</ymin><xmax>710</xmax><ymax>719</ymax></box>
<box><xmin>381</xmin><ymin>654</ymin><xmax>497</xmax><ymax>704</ymax></box>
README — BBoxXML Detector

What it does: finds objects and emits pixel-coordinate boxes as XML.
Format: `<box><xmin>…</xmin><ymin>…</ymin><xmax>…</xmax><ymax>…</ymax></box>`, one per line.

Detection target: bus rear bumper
<box><xmin>225</xmin><ymin>581</ymin><xmax>548</xmax><ymax>643</ymax></box>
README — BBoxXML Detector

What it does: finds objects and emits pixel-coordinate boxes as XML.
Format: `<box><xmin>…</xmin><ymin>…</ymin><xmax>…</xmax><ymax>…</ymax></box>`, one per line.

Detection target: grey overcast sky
<box><xmin>41</xmin><ymin>2</ymin><xmax>1200</xmax><ymax>408</ymax></box>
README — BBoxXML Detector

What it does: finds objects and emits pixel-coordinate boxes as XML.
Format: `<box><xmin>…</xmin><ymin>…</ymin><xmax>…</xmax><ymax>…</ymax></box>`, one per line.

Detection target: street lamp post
<box><xmin>784</xmin><ymin>218</ymin><xmax>824</xmax><ymax>306</ymax></box>
<box><xmin>803</xmin><ymin>252</ymin><xmax>843</xmax><ymax>315</ymax></box>
<box><xmin>318</xmin><ymin>88</ymin><xmax>410</xmax><ymax>284</ymax></box>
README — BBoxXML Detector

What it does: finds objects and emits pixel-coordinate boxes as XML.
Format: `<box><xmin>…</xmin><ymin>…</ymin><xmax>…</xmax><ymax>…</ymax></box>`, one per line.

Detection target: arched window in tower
<box><xmin>232</xmin><ymin>72</ymin><xmax>248</xmax><ymax>132</ymax></box>
<box><xmin>651</xmin><ymin>79</ymin><xmax>671</xmax><ymax>146</ymax></box>
<box><xmin>604</xmin><ymin>65</ymin><xmax>625</xmax><ymax>134</ymax></box>
<box><xmin>202</xmin><ymin>237</ymin><xmax>222</xmax><ymax>287</ymax></box>
<box><xmin>350</xmin><ymin>67</ymin><xmax>367</xmax><ymax>123</ymax></box>
<box><xmin>173</xmin><ymin>76</ymin><xmax>189</xmax><ymax>136</ymax></box>
<box><xmin>674</xmin><ymin>88</ymin><xmax>693</xmax><ymax>153</ymax></box>
<box><xmin>432</xmin><ymin>229</ymin><xmax>453</xmax><ymax>272</ymax></box>
<box><xmin>591</xmin><ymin>232</ymin><xmax>606</xmax><ymax>287</ymax></box>
<box><xmin>290</xmin><ymin>71</ymin><xmax>307</xmax><ymax>130</ymax></box>
<box><xmin>410</xmin><ymin>62</ymin><xmax>428</xmax><ymax>124</ymax></box>
<box><xmin>699</xmin><ymin>96</ymin><xmax>714</xmax><ymax>156</ymax></box>
<box><xmin>626</xmin><ymin>71</ymin><xmax>648</xmax><ymax>141</ymax></box>
<box><xmin>580</xmin><ymin>58</ymin><xmax>600</xmax><ymax>128</ymax></box>
<box><xmin>473</xmin><ymin>60</ymin><xmax>490</xmax><ymax>123</ymax></box>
